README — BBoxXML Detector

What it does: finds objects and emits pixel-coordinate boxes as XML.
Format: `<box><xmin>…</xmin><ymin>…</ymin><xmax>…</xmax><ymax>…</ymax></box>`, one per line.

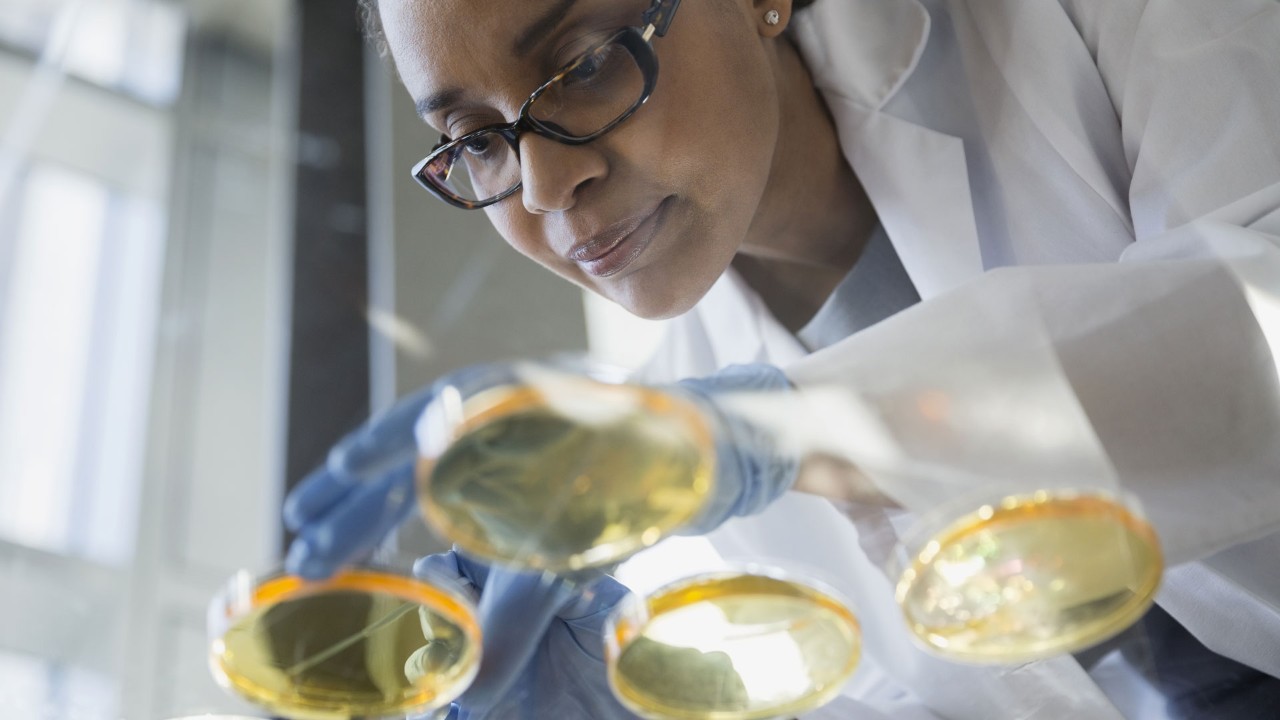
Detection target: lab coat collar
<box><xmin>793</xmin><ymin>0</ymin><xmax>986</xmax><ymax>298</ymax></box>
<box><xmin>693</xmin><ymin>0</ymin><xmax>934</xmax><ymax>366</ymax></box>
<box><xmin>962</xmin><ymin>0</ymin><xmax>1133</xmax><ymax>234</ymax></box>
<box><xmin>697</xmin><ymin>269</ymin><xmax>810</xmax><ymax>369</ymax></box>
<box><xmin>791</xmin><ymin>0</ymin><xmax>931</xmax><ymax>112</ymax></box>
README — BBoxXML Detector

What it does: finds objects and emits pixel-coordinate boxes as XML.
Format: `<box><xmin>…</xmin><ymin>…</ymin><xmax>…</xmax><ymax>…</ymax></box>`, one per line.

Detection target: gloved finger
<box><xmin>333</xmin><ymin>384</ymin><xmax>440</xmax><ymax>477</ymax></box>
<box><xmin>459</xmin><ymin>567</ymin><xmax>580</xmax><ymax>711</ymax></box>
<box><xmin>451</xmin><ymin>550</ymin><xmax>495</xmax><ymax>590</ymax></box>
<box><xmin>283</xmin><ymin>464</ymin><xmax>359</xmax><ymax>533</ymax></box>
<box><xmin>288</xmin><ymin>383</ymin><xmax>441</xmax><ymax>530</ymax></box>
<box><xmin>285</xmin><ymin>462</ymin><xmax>418</xmax><ymax>579</ymax></box>
<box><xmin>413</xmin><ymin>551</ymin><xmax>482</xmax><ymax>603</ymax></box>
<box><xmin>675</xmin><ymin>363</ymin><xmax>799</xmax><ymax>536</ymax></box>
<box><xmin>557</xmin><ymin>574</ymin><xmax>634</xmax><ymax>662</ymax></box>
<box><xmin>558</xmin><ymin>572</ymin><xmax>632</xmax><ymax>623</ymax></box>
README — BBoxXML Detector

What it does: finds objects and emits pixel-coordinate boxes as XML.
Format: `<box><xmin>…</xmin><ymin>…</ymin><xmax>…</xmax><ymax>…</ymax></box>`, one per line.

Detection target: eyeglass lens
<box><xmin>424</xmin><ymin>38</ymin><xmax>648</xmax><ymax>204</ymax></box>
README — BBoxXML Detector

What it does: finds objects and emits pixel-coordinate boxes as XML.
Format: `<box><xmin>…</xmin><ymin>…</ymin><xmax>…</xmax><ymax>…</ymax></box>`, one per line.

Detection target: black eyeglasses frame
<box><xmin>411</xmin><ymin>0</ymin><xmax>682</xmax><ymax>210</ymax></box>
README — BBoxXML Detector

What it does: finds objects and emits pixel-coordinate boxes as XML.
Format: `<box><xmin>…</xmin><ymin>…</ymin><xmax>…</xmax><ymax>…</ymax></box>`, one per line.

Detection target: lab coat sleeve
<box><xmin>784</xmin><ymin>0</ymin><xmax>1280</xmax><ymax>568</ymax></box>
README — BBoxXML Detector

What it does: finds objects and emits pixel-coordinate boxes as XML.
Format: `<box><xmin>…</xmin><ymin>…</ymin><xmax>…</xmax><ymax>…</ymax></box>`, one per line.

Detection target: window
<box><xmin>0</xmin><ymin>648</ymin><xmax>118</xmax><ymax>720</ymax></box>
<box><xmin>0</xmin><ymin>163</ymin><xmax>163</xmax><ymax>564</ymax></box>
<box><xmin>0</xmin><ymin>0</ymin><xmax>185</xmax><ymax>106</ymax></box>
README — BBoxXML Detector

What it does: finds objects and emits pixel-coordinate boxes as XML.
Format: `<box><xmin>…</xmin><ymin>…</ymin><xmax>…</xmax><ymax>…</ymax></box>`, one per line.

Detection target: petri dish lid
<box><xmin>208</xmin><ymin>566</ymin><xmax>481</xmax><ymax>720</ymax></box>
<box><xmin>605</xmin><ymin>570</ymin><xmax>861</xmax><ymax>720</ymax></box>
<box><xmin>893</xmin><ymin>490</ymin><xmax>1164</xmax><ymax>663</ymax></box>
<box><xmin>420</xmin><ymin>376</ymin><xmax>717</xmax><ymax>572</ymax></box>
<box><xmin>164</xmin><ymin>716</ymin><xmax>272</xmax><ymax>719</ymax></box>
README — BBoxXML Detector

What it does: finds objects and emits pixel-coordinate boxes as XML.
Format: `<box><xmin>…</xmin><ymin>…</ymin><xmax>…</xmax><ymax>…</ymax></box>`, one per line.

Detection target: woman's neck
<box><xmin>735</xmin><ymin>33</ymin><xmax>877</xmax><ymax>333</ymax></box>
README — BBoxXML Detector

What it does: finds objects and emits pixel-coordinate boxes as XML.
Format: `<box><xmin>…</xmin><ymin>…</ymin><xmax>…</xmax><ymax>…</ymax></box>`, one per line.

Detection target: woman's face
<box><xmin>380</xmin><ymin>0</ymin><xmax>784</xmax><ymax>319</ymax></box>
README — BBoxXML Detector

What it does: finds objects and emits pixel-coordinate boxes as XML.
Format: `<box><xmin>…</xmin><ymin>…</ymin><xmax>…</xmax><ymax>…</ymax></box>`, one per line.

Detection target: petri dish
<box><xmin>605</xmin><ymin>571</ymin><xmax>861</xmax><ymax>720</ymax></box>
<box><xmin>208</xmin><ymin>567</ymin><xmax>481</xmax><ymax>720</ymax></box>
<box><xmin>894</xmin><ymin>490</ymin><xmax>1164</xmax><ymax>663</ymax></box>
<box><xmin>419</xmin><ymin>373</ymin><xmax>716</xmax><ymax>571</ymax></box>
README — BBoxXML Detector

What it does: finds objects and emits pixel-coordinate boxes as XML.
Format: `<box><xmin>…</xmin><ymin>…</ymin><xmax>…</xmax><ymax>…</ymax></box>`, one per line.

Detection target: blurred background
<box><xmin>0</xmin><ymin>0</ymin><xmax>665</xmax><ymax>717</ymax></box>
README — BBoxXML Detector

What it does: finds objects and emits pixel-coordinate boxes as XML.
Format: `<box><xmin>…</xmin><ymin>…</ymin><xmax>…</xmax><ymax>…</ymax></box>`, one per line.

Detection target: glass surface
<box><xmin>1</xmin><ymin>0</ymin><xmax>1268</xmax><ymax>715</ymax></box>
<box><xmin>419</xmin><ymin>370</ymin><xmax>715</xmax><ymax>571</ymax></box>
<box><xmin>606</xmin><ymin>572</ymin><xmax>861</xmax><ymax>720</ymax></box>
<box><xmin>895</xmin><ymin>491</ymin><xmax>1163</xmax><ymax>663</ymax></box>
<box><xmin>209</xmin><ymin>568</ymin><xmax>481</xmax><ymax>720</ymax></box>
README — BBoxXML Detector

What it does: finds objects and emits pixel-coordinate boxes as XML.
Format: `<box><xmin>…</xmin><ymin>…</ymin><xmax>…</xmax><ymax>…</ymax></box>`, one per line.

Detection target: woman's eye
<box><xmin>463</xmin><ymin>136</ymin><xmax>494</xmax><ymax>156</ymax></box>
<box><xmin>563</xmin><ymin>46</ymin><xmax>613</xmax><ymax>86</ymax></box>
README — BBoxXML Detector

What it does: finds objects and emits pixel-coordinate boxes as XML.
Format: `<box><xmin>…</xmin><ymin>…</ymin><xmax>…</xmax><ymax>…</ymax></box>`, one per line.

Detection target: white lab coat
<box><xmin>631</xmin><ymin>1</ymin><xmax>1280</xmax><ymax>718</ymax></box>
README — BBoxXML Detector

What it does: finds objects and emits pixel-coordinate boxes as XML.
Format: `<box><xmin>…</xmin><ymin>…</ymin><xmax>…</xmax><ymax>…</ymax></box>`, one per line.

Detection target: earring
<box><xmin>764</xmin><ymin>9</ymin><xmax>780</xmax><ymax>25</ymax></box>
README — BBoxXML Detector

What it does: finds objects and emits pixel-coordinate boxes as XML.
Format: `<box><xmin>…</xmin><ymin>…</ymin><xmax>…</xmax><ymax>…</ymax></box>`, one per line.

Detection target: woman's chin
<box><xmin>601</xmin><ymin>273</ymin><xmax>719</xmax><ymax>321</ymax></box>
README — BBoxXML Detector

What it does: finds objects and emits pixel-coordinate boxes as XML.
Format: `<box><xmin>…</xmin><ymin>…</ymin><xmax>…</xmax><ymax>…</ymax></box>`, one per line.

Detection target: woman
<box><xmin>284</xmin><ymin>0</ymin><xmax>1280</xmax><ymax>717</ymax></box>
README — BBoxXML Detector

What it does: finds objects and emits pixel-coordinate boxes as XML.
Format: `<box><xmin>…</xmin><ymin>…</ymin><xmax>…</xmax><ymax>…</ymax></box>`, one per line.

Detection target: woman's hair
<box><xmin>358</xmin><ymin>0</ymin><xmax>388</xmax><ymax>58</ymax></box>
<box><xmin>358</xmin><ymin>0</ymin><xmax>817</xmax><ymax>58</ymax></box>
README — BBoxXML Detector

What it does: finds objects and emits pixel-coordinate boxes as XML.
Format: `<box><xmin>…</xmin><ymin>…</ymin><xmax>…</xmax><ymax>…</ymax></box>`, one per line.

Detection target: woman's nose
<box><xmin>517</xmin><ymin>133</ymin><xmax>608</xmax><ymax>214</ymax></box>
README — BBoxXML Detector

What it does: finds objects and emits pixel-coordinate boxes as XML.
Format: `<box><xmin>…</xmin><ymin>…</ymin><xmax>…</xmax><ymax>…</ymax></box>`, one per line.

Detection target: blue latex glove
<box><xmin>284</xmin><ymin>362</ymin><xmax>522</xmax><ymax>578</ymax></box>
<box><xmin>284</xmin><ymin>362</ymin><xmax>796</xmax><ymax>576</ymax></box>
<box><xmin>283</xmin><ymin>382</ymin><xmax>438</xmax><ymax>579</ymax></box>
<box><xmin>414</xmin><ymin>550</ymin><xmax>638</xmax><ymax>720</ymax></box>
<box><xmin>674</xmin><ymin>363</ymin><xmax>800</xmax><ymax>535</ymax></box>
<box><xmin>282</xmin><ymin>363</ymin><xmax>795</xmax><ymax>717</ymax></box>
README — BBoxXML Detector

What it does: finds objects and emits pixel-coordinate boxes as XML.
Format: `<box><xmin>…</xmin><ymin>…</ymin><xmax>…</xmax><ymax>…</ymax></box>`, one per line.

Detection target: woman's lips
<box><xmin>574</xmin><ymin>198</ymin><xmax>671</xmax><ymax>278</ymax></box>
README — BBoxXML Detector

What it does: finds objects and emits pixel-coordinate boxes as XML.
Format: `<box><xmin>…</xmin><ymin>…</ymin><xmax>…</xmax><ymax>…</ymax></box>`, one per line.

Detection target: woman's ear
<box><xmin>754</xmin><ymin>0</ymin><xmax>793</xmax><ymax>38</ymax></box>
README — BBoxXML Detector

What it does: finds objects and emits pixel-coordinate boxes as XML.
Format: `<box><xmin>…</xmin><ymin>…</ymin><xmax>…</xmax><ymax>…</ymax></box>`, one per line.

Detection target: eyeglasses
<box><xmin>411</xmin><ymin>0</ymin><xmax>683</xmax><ymax>210</ymax></box>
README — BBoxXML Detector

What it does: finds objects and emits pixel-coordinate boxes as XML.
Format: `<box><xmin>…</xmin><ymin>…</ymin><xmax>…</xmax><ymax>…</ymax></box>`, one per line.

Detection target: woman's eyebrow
<box><xmin>514</xmin><ymin>0</ymin><xmax>580</xmax><ymax>57</ymax></box>
<box><xmin>417</xmin><ymin>0</ymin><xmax>583</xmax><ymax>119</ymax></box>
<box><xmin>417</xmin><ymin>88</ymin><xmax>464</xmax><ymax>119</ymax></box>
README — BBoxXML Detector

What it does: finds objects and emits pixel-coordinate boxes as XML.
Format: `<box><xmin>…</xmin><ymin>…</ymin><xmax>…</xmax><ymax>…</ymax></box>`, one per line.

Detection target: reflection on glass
<box><xmin>209</xmin><ymin>568</ymin><xmax>480</xmax><ymax>720</ymax></box>
<box><xmin>895</xmin><ymin>491</ymin><xmax>1163</xmax><ymax>662</ymax></box>
<box><xmin>420</xmin><ymin>374</ymin><xmax>715</xmax><ymax>571</ymax></box>
<box><xmin>607</xmin><ymin>573</ymin><xmax>861</xmax><ymax>720</ymax></box>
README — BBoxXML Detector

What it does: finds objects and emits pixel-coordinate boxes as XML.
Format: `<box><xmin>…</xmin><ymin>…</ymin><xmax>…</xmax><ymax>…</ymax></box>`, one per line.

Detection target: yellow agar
<box><xmin>608</xmin><ymin>574</ymin><xmax>861</xmax><ymax>720</ymax></box>
<box><xmin>420</xmin><ymin>383</ymin><xmax>715</xmax><ymax>571</ymax></box>
<box><xmin>210</xmin><ymin>569</ymin><xmax>480</xmax><ymax>720</ymax></box>
<box><xmin>896</xmin><ymin>492</ymin><xmax>1163</xmax><ymax>662</ymax></box>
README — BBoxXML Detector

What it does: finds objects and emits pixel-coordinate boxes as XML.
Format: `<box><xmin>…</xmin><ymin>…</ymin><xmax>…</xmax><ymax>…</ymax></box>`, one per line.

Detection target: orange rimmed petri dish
<box><xmin>417</xmin><ymin>363</ymin><xmax>717</xmax><ymax>572</ymax></box>
<box><xmin>208</xmin><ymin>567</ymin><xmax>480</xmax><ymax>720</ymax></box>
<box><xmin>604</xmin><ymin>571</ymin><xmax>861</xmax><ymax>720</ymax></box>
<box><xmin>894</xmin><ymin>490</ymin><xmax>1164</xmax><ymax>663</ymax></box>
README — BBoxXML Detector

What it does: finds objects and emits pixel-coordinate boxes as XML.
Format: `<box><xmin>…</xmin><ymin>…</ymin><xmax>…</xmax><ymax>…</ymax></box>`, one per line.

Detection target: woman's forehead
<box><xmin>383</xmin><ymin>0</ymin><xmax>631</xmax><ymax>103</ymax></box>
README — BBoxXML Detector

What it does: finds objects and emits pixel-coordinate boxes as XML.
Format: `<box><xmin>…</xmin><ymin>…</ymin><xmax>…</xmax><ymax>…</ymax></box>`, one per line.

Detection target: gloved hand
<box><xmin>283</xmin><ymin>362</ymin><xmax>799</xmax><ymax>577</ymax></box>
<box><xmin>283</xmin><ymin>382</ymin><xmax>439</xmax><ymax>579</ymax></box>
<box><xmin>282</xmin><ymin>362</ymin><xmax>795</xmax><ymax>719</ymax></box>
<box><xmin>674</xmin><ymin>363</ymin><xmax>800</xmax><ymax>535</ymax></box>
<box><xmin>416</xmin><ymin>550</ymin><xmax>638</xmax><ymax>720</ymax></box>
